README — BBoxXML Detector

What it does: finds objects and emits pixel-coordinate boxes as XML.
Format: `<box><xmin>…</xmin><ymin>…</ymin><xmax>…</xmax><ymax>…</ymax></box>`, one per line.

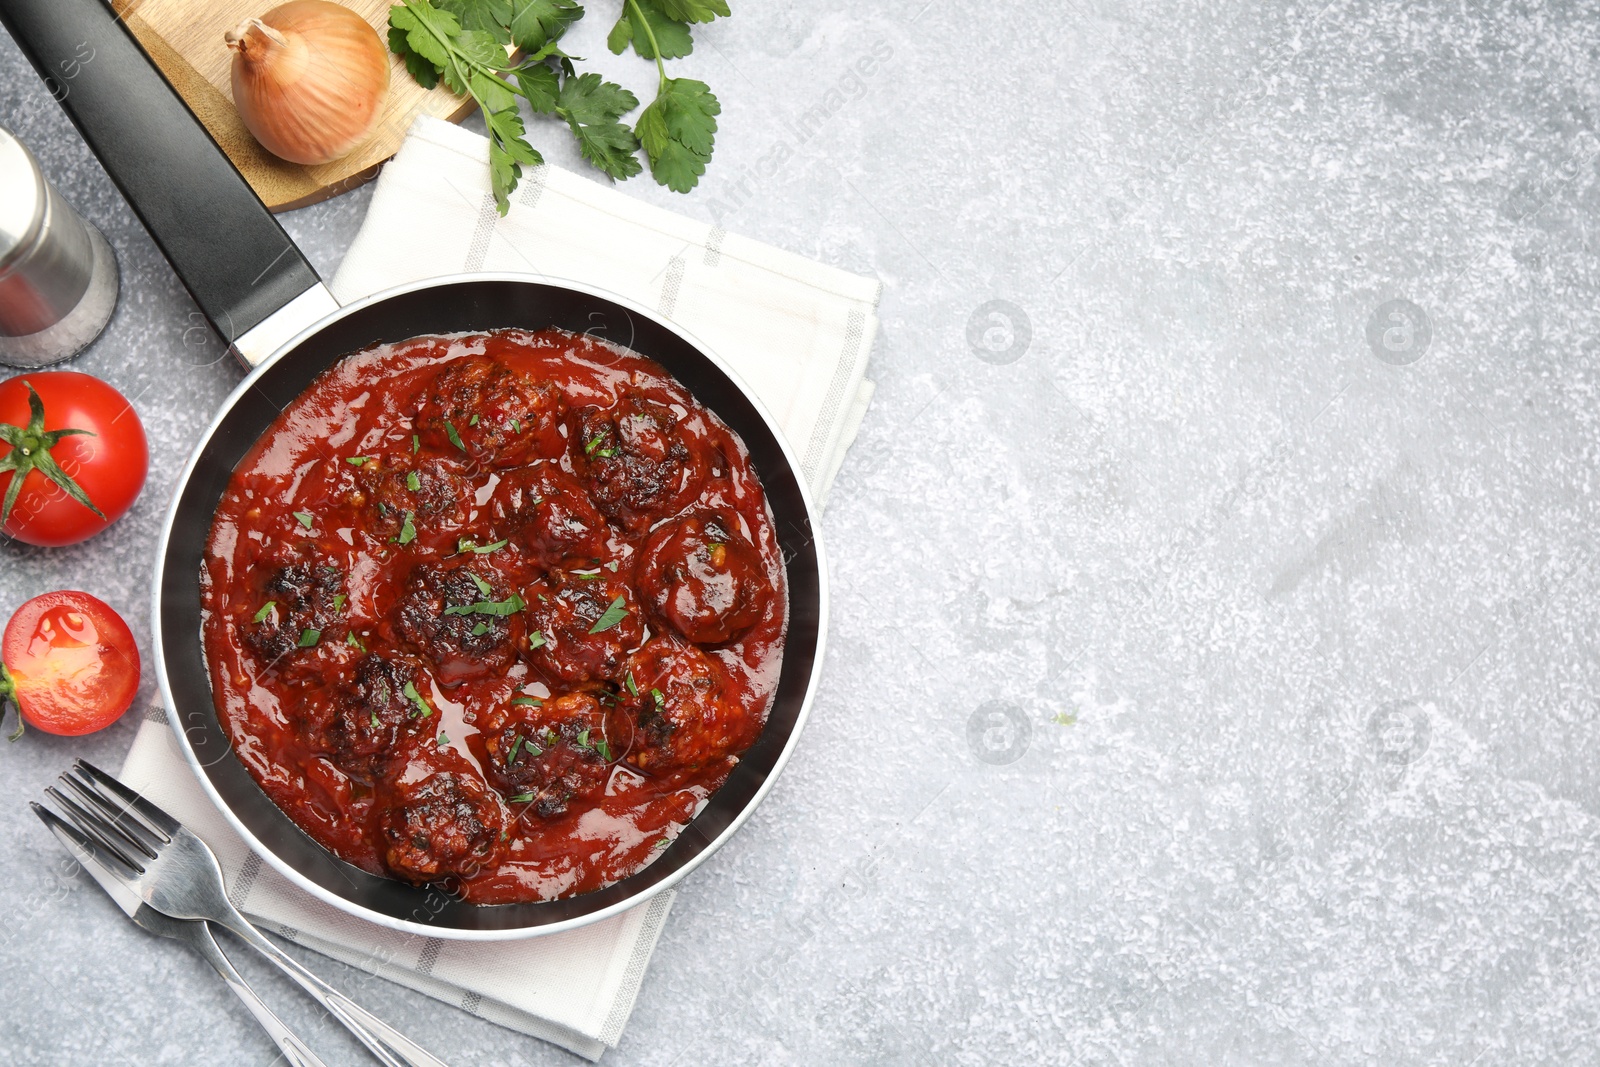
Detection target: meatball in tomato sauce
<box><xmin>637</xmin><ymin>511</ymin><xmax>770</xmax><ymax>644</ymax></box>
<box><xmin>621</xmin><ymin>636</ymin><xmax>755</xmax><ymax>775</ymax></box>
<box><xmin>394</xmin><ymin>562</ymin><xmax>523</xmax><ymax>684</ymax></box>
<box><xmin>521</xmin><ymin>570</ymin><xmax>644</xmax><ymax>684</ymax></box>
<box><xmin>321</xmin><ymin>654</ymin><xmax>432</xmax><ymax>771</ymax></box>
<box><xmin>573</xmin><ymin>394</ymin><xmax>708</xmax><ymax>532</ymax></box>
<box><xmin>486</xmin><ymin>464</ymin><xmax>611</xmax><ymax>566</ymax></box>
<box><xmin>378</xmin><ymin>749</ymin><xmax>506</xmax><ymax>883</ymax></box>
<box><xmin>414</xmin><ymin>355</ymin><xmax>565</xmax><ymax>467</ymax></box>
<box><xmin>479</xmin><ymin>692</ymin><xmax>615</xmax><ymax>818</ymax></box>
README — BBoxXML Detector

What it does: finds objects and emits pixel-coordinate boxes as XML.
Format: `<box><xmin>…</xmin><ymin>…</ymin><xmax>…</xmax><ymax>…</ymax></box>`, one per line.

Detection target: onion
<box><xmin>225</xmin><ymin>1</ymin><xmax>390</xmax><ymax>166</ymax></box>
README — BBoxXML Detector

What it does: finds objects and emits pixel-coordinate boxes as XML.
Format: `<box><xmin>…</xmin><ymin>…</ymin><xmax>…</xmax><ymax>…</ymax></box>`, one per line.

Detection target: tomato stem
<box><xmin>0</xmin><ymin>381</ymin><xmax>106</xmax><ymax>535</ymax></box>
<box><xmin>0</xmin><ymin>662</ymin><xmax>21</xmax><ymax>742</ymax></box>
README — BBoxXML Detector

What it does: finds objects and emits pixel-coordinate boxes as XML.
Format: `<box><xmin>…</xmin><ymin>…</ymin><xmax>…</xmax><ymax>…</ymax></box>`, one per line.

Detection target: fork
<box><xmin>34</xmin><ymin>803</ymin><xmax>330</xmax><ymax>1067</ymax></box>
<box><xmin>49</xmin><ymin>760</ymin><xmax>450</xmax><ymax>1067</ymax></box>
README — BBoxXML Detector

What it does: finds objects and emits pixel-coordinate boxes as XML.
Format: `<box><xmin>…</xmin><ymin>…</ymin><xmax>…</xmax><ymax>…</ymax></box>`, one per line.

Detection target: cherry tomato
<box><xmin>0</xmin><ymin>371</ymin><xmax>149</xmax><ymax>547</ymax></box>
<box><xmin>0</xmin><ymin>591</ymin><xmax>140</xmax><ymax>738</ymax></box>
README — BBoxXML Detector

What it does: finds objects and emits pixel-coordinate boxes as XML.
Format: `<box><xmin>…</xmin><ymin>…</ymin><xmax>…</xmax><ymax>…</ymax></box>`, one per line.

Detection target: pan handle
<box><xmin>0</xmin><ymin>0</ymin><xmax>333</xmax><ymax>363</ymax></box>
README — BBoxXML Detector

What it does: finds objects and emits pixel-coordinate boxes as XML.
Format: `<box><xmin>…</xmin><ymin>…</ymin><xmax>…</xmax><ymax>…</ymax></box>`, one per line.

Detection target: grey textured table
<box><xmin>3</xmin><ymin>1</ymin><xmax>1598</xmax><ymax>1064</ymax></box>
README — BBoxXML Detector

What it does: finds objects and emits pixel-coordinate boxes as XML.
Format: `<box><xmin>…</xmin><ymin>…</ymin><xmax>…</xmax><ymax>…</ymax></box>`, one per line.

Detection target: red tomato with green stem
<box><xmin>0</xmin><ymin>591</ymin><xmax>140</xmax><ymax>739</ymax></box>
<box><xmin>0</xmin><ymin>371</ymin><xmax>148</xmax><ymax>547</ymax></box>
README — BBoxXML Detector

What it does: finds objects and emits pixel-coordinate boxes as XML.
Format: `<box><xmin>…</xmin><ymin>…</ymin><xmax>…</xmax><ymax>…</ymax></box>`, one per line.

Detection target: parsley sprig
<box><xmin>387</xmin><ymin>0</ymin><xmax>726</xmax><ymax>211</ymax></box>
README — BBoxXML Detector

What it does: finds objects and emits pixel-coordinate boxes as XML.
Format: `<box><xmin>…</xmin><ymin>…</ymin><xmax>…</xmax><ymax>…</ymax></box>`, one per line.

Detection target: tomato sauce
<box><xmin>200</xmin><ymin>330</ymin><xmax>787</xmax><ymax>904</ymax></box>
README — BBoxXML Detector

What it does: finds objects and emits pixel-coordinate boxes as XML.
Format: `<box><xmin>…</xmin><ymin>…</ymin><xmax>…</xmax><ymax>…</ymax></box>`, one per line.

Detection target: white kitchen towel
<box><xmin>117</xmin><ymin>116</ymin><xmax>881</xmax><ymax>1060</ymax></box>
<box><xmin>331</xmin><ymin>115</ymin><xmax>881</xmax><ymax>502</ymax></box>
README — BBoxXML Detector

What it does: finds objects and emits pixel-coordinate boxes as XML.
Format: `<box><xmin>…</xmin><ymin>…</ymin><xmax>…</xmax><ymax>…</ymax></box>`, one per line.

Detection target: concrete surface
<box><xmin>5</xmin><ymin>0</ymin><xmax>1600</xmax><ymax>1063</ymax></box>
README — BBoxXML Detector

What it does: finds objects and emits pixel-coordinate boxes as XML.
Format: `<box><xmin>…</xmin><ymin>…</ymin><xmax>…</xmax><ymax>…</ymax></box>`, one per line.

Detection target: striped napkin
<box><xmin>119</xmin><ymin>114</ymin><xmax>881</xmax><ymax>1060</ymax></box>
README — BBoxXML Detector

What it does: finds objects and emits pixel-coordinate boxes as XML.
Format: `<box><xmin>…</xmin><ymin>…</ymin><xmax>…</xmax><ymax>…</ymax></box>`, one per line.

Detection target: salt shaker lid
<box><xmin>0</xmin><ymin>128</ymin><xmax>46</xmax><ymax>273</ymax></box>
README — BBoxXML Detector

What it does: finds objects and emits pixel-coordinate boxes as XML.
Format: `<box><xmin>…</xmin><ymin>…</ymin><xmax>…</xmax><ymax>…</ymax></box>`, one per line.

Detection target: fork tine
<box><xmin>32</xmin><ymin>801</ymin><xmax>105</xmax><ymax>859</ymax></box>
<box><xmin>72</xmin><ymin>759</ymin><xmax>180</xmax><ymax>836</ymax></box>
<box><xmin>57</xmin><ymin>773</ymin><xmax>166</xmax><ymax>853</ymax></box>
<box><xmin>44</xmin><ymin>786</ymin><xmax>151</xmax><ymax>869</ymax></box>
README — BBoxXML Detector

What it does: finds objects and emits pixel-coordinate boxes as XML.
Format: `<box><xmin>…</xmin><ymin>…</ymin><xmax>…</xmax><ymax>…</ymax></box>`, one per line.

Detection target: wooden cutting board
<box><xmin>113</xmin><ymin>0</ymin><xmax>474</xmax><ymax>212</ymax></box>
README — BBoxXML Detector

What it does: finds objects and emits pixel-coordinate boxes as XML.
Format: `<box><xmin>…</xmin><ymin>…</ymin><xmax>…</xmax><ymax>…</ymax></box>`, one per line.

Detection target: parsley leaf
<box><xmin>511</xmin><ymin>695</ymin><xmax>542</xmax><ymax>706</ymax></box>
<box><xmin>332</xmin><ymin>593</ymin><xmax>347</xmax><ymax>612</ymax></box>
<box><xmin>406</xmin><ymin>471</ymin><xmax>421</xmax><ymax>491</ymax></box>
<box><xmin>396</xmin><ymin>510</ymin><xmax>417</xmax><ymax>545</ymax></box>
<box><xmin>624</xmin><ymin>671</ymin><xmax>638</xmax><ymax>695</ymax></box>
<box><xmin>594</xmin><ymin>738</ymin><xmax>614</xmax><ymax>761</ymax></box>
<box><xmin>655</xmin><ymin>0</ymin><xmax>728</xmax><ymax>22</ymax></box>
<box><xmin>507</xmin><ymin>733</ymin><xmax>525</xmax><ymax>764</ymax></box>
<box><xmin>346</xmin><ymin>632</ymin><xmax>367</xmax><ymax>652</ymax></box>
<box><xmin>508</xmin><ymin>0</ymin><xmax>583</xmax><ymax>51</ymax></box>
<box><xmin>636</xmin><ymin>77</ymin><xmax>719</xmax><ymax>192</ymax></box>
<box><xmin>253</xmin><ymin>601</ymin><xmax>277</xmax><ymax>624</ymax></box>
<box><xmin>457</xmin><ymin>537</ymin><xmax>510</xmax><ymax>554</ymax></box>
<box><xmin>347</xmin><ymin>456</ymin><xmax>369</xmax><ymax>466</ymax></box>
<box><xmin>469</xmin><ymin>571</ymin><xmax>493</xmax><ymax>597</ymax></box>
<box><xmin>294</xmin><ymin>511</ymin><xmax>314</xmax><ymax>529</ymax></box>
<box><xmin>608</xmin><ymin>0</ymin><xmax>694</xmax><ymax>60</ymax></box>
<box><xmin>557</xmin><ymin>72</ymin><xmax>643</xmax><ymax>179</ymax></box>
<box><xmin>588</xmin><ymin>595</ymin><xmax>630</xmax><ymax>633</ymax></box>
<box><xmin>509</xmin><ymin>791</ymin><xmax>536</xmax><ymax>803</ymax></box>
<box><xmin>402</xmin><ymin>680</ymin><xmax>434</xmax><ymax>718</ymax></box>
<box><xmin>471</xmin><ymin>620</ymin><xmax>490</xmax><ymax>636</ymax></box>
<box><xmin>297</xmin><ymin>628</ymin><xmax>321</xmax><ymax>648</ymax></box>
<box><xmin>443</xmin><ymin>592</ymin><xmax>526</xmax><ymax>617</ymax></box>
<box><xmin>527</xmin><ymin>630</ymin><xmax>548</xmax><ymax>650</ymax></box>
<box><xmin>444</xmin><ymin>418</ymin><xmax>467</xmax><ymax>451</ymax></box>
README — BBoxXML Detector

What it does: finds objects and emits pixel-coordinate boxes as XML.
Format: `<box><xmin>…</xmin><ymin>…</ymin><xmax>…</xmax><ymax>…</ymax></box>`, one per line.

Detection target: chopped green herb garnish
<box><xmin>508</xmin><ymin>792</ymin><xmax>536</xmax><ymax>803</ymax></box>
<box><xmin>588</xmin><ymin>595</ymin><xmax>630</xmax><ymax>633</ymax></box>
<box><xmin>406</xmin><ymin>471</ymin><xmax>421</xmax><ymax>492</ymax></box>
<box><xmin>370</xmin><ymin>711</ymin><xmax>381</xmax><ymax>730</ymax></box>
<box><xmin>469</xmin><ymin>571</ymin><xmax>492</xmax><ymax>597</ymax></box>
<box><xmin>346</xmin><ymin>632</ymin><xmax>367</xmax><ymax>652</ymax></box>
<box><xmin>294</xmin><ymin>511</ymin><xmax>314</xmax><ymax>528</ymax></box>
<box><xmin>444</xmin><ymin>419</ymin><xmax>466</xmax><ymax>451</ymax></box>
<box><xmin>471</xmin><ymin>620</ymin><xmax>490</xmax><ymax>636</ymax></box>
<box><xmin>576</xmin><ymin>727</ymin><xmax>592</xmax><ymax>748</ymax></box>
<box><xmin>652</xmin><ymin>837</ymin><xmax>670</xmax><ymax>850</ymax></box>
<box><xmin>511</xmin><ymin>695</ymin><xmax>542</xmax><ymax>706</ymax></box>
<box><xmin>507</xmin><ymin>734</ymin><xmax>524</xmax><ymax>765</ymax></box>
<box><xmin>573</xmin><ymin>569</ymin><xmax>603</xmax><ymax>580</ymax></box>
<box><xmin>443</xmin><ymin>593</ymin><xmax>526</xmax><ymax>617</ymax></box>
<box><xmin>606</xmin><ymin>560</ymin><xmax>620</xmax><ymax>572</ymax></box>
<box><xmin>297</xmin><ymin>628</ymin><xmax>321</xmax><ymax>648</ymax></box>
<box><xmin>651</xmin><ymin>687</ymin><xmax>666</xmax><ymax>713</ymax></box>
<box><xmin>457</xmin><ymin>537</ymin><xmax>510</xmax><ymax>555</ymax></box>
<box><xmin>253</xmin><ymin>601</ymin><xmax>277</xmax><ymax>623</ymax></box>
<box><xmin>438</xmin><ymin>732</ymin><xmax>449</xmax><ymax>746</ymax></box>
<box><xmin>625</xmin><ymin>671</ymin><xmax>638</xmax><ymax>695</ymax></box>
<box><xmin>412</xmin><ymin>433</ymin><xmax>421</xmax><ymax>454</ymax></box>
<box><xmin>527</xmin><ymin>630</ymin><xmax>547</xmax><ymax>650</ymax></box>
<box><xmin>594</xmin><ymin>738</ymin><xmax>613</xmax><ymax>761</ymax></box>
<box><xmin>595</xmin><ymin>447</ymin><xmax>616</xmax><ymax>458</ymax></box>
<box><xmin>469</xmin><ymin>413</ymin><xmax>480</xmax><ymax>426</ymax></box>
<box><xmin>396</xmin><ymin>510</ymin><xmax>416</xmax><ymax>545</ymax></box>
<box><xmin>510</xmin><ymin>418</ymin><xmax>521</xmax><ymax>433</ymax></box>
<box><xmin>332</xmin><ymin>593</ymin><xmax>347</xmax><ymax>613</ymax></box>
<box><xmin>402</xmin><ymin>680</ymin><xmax>433</xmax><ymax>718</ymax></box>
<box><xmin>347</xmin><ymin>456</ymin><xmax>369</xmax><ymax>467</ymax></box>
<box><xmin>584</xmin><ymin>435</ymin><xmax>605</xmax><ymax>455</ymax></box>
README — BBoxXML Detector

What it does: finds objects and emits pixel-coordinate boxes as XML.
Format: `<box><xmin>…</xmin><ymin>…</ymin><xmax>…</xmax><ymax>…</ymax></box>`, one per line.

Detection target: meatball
<box><xmin>482</xmin><ymin>692</ymin><xmax>614</xmax><ymax>817</ymax></box>
<box><xmin>322</xmin><ymin>654</ymin><xmax>432</xmax><ymax>770</ymax></box>
<box><xmin>486</xmin><ymin>465</ymin><xmax>610</xmax><ymax>566</ymax></box>
<box><xmin>573</xmin><ymin>395</ymin><xmax>709</xmax><ymax>531</ymax></box>
<box><xmin>241</xmin><ymin>556</ymin><xmax>345</xmax><ymax>666</ymax></box>
<box><xmin>621</xmin><ymin>636</ymin><xmax>757</xmax><ymax>774</ymax></box>
<box><xmin>365</xmin><ymin>457</ymin><xmax>472</xmax><ymax>539</ymax></box>
<box><xmin>637</xmin><ymin>511</ymin><xmax>771</xmax><ymax>644</ymax></box>
<box><xmin>414</xmin><ymin>355</ymin><xmax>565</xmax><ymax>468</ymax></box>
<box><xmin>395</xmin><ymin>562</ymin><xmax>523</xmax><ymax>684</ymax></box>
<box><xmin>522</xmin><ymin>571</ymin><xmax>644</xmax><ymax>684</ymax></box>
<box><xmin>377</xmin><ymin>751</ymin><xmax>505</xmax><ymax>883</ymax></box>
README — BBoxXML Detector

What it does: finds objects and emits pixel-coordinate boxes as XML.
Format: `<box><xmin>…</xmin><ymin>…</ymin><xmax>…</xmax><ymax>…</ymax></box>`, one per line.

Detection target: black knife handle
<box><xmin>0</xmin><ymin>0</ymin><xmax>322</xmax><ymax>344</ymax></box>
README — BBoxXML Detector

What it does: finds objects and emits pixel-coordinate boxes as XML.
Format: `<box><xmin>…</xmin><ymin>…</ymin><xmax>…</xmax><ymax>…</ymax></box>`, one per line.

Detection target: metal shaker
<box><xmin>0</xmin><ymin>124</ymin><xmax>119</xmax><ymax>367</ymax></box>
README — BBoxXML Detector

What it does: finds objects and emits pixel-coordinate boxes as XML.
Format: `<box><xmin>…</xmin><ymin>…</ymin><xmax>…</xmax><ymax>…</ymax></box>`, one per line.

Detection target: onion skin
<box><xmin>226</xmin><ymin>1</ymin><xmax>390</xmax><ymax>166</ymax></box>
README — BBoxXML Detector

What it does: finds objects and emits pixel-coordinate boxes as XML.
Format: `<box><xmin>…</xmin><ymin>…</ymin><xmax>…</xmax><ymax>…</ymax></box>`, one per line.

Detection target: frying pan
<box><xmin>1</xmin><ymin>0</ymin><xmax>826</xmax><ymax>938</ymax></box>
